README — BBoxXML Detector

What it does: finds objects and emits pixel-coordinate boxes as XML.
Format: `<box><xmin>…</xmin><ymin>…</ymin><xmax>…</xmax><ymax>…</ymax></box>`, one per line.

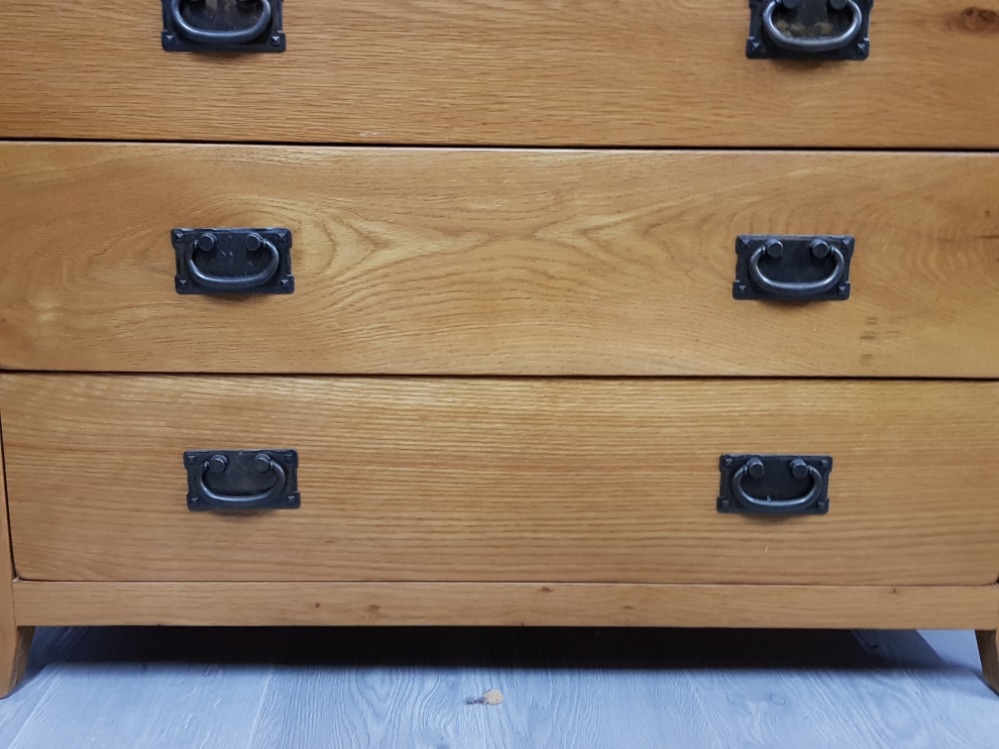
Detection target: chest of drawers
<box><xmin>2</xmin><ymin>0</ymin><xmax>998</xmax><ymax>698</ymax></box>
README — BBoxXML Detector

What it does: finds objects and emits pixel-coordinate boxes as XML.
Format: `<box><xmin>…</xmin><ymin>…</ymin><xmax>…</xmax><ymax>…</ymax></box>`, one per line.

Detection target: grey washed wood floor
<box><xmin>0</xmin><ymin>627</ymin><xmax>997</xmax><ymax>748</ymax></box>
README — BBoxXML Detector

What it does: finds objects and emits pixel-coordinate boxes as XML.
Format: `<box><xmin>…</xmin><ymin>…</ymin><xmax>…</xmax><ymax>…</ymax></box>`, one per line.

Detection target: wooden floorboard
<box><xmin>1</xmin><ymin>627</ymin><xmax>997</xmax><ymax>748</ymax></box>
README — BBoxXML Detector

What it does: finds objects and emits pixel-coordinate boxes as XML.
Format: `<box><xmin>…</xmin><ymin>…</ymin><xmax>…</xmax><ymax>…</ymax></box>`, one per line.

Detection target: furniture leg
<box><xmin>977</xmin><ymin>629</ymin><xmax>999</xmax><ymax>695</ymax></box>
<box><xmin>0</xmin><ymin>622</ymin><xmax>33</xmax><ymax>698</ymax></box>
<box><xmin>2</xmin><ymin>436</ymin><xmax>33</xmax><ymax>697</ymax></box>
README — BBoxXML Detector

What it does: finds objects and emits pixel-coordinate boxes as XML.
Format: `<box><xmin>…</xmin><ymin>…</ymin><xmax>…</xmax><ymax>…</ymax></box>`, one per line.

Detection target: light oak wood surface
<box><xmin>0</xmin><ymin>439</ymin><xmax>33</xmax><ymax>697</ymax></box>
<box><xmin>2</xmin><ymin>144</ymin><xmax>998</xmax><ymax>377</ymax></box>
<box><xmin>12</xmin><ymin>582</ymin><xmax>998</xmax><ymax>630</ymax></box>
<box><xmin>2</xmin><ymin>0</ymin><xmax>998</xmax><ymax>708</ymax></box>
<box><xmin>0</xmin><ymin>2</ymin><xmax>997</xmax><ymax>147</ymax></box>
<box><xmin>2</xmin><ymin>375</ymin><xmax>997</xmax><ymax>586</ymax></box>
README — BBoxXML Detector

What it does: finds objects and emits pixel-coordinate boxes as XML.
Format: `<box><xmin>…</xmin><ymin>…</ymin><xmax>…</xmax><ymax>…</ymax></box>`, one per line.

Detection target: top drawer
<box><xmin>1</xmin><ymin>1</ymin><xmax>997</xmax><ymax>147</ymax></box>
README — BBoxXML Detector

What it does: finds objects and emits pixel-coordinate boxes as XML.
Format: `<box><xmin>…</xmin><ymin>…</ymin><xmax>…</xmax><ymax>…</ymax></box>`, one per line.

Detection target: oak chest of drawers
<box><xmin>2</xmin><ymin>0</ymin><xmax>998</xmax><ymax>697</ymax></box>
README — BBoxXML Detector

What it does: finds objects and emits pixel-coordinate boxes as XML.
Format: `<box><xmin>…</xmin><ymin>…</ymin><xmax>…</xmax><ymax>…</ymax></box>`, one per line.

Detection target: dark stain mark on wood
<box><xmin>367</xmin><ymin>604</ymin><xmax>381</xmax><ymax>613</ymax></box>
<box><xmin>956</xmin><ymin>7</ymin><xmax>999</xmax><ymax>32</ymax></box>
<box><xmin>539</xmin><ymin>586</ymin><xmax>553</xmax><ymax>593</ymax></box>
<box><xmin>314</xmin><ymin>602</ymin><xmax>321</xmax><ymax>609</ymax></box>
<box><xmin>863</xmin><ymin>330</ymin><xmax>902</xmax><ymax>341</ymax></box>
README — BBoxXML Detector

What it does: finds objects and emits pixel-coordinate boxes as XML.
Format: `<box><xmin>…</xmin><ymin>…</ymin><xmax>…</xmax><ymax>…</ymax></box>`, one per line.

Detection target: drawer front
<box><xmin>2</xmin><ymin>144</ymin><xmax>998</xmax><ymax>377</ymax></box>
<box><xmin>2</xmin><ymin>375</ymin><xmax>997</xmax><ymax>585</ymax></box>
<box><xmin>0</xmin><ymin>2</ymin><xmax>996</xmax><ymax>147</ymax></box>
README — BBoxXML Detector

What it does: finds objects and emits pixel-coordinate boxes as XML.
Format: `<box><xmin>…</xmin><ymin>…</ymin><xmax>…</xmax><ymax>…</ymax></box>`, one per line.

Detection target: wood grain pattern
<box><xmin>12</xmin><ymin>582</ymin><xmax>998</xmax><ymax>629</ymax></box>
<box><xmin>2</xmin><ymin>375</ymin><xmax>998</xmax><ymax>586</ymax></box>
<box><xmin>1</xmin><ymin>2</ymin><xmax>998</xmax><ymax>147</ymax></box>
<box><xmin>2</xmin><ymin>144</ymin><xmax>999</xmax><ymax>376</ymax></box>
<box><xmin>978</xmin><ymin>630</ymin><xmax>999</xmax><ymax>695</ymax></box>
<box><xmin>0</xmin><ymin>437</ymin><xmax>33</xmax><ymax>698</ymax></box>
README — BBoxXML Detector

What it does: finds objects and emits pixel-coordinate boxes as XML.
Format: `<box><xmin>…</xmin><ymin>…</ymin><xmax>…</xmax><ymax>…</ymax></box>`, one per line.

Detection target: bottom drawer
<box><xmin>1</xmin><ymin>376</ymin><xmax>996</xmax><ymax>586</ymax></box>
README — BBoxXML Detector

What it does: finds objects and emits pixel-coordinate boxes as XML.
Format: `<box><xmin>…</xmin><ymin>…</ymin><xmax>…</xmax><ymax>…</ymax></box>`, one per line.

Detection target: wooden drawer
<box><xmin>2</xmin><ymin>144</ymin><xmax>998</xmax><ymax>377</ymax></box>
<box><xmin>0</xmin><ymin>2</ymin><xmax>996</xmax><ymax>147</ymax></box>
<box><xmin>2</xmin><ymin>375</ymin><xmax>996</xmax><ymax>586</ymax></box>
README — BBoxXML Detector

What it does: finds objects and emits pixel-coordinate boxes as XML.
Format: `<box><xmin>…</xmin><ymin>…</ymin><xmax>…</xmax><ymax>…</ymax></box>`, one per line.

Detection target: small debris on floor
<box><xmin>466</xmin><ymin>689</ymin><xmax>504</xmax><ymax>706</ymax></box>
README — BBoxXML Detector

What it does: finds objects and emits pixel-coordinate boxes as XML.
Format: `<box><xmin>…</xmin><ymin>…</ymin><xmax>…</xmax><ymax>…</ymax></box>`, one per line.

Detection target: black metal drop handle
<box><xmin>169</xmin><ymin>0</ymin><xmax>272</xmax><ymax>45</ymax></box>
<box><xmin>185</xmin><ymin>232</ymin><xmax>281</xmax><ymax>292</ymax></box>
<box><xmin>732</xmin><ymin>458</ymin><xmax>824</xmax><ymax>513</ymax></box>
<box><xmin>196</xmin><ymin>453</ymin><xmax>287</xmax><ymax>510</ymax></box>
<box><xmin>762</xmin><ymin>0</ymin><xmax>864</xmax><ymax>53</ymax></box>
<box><xmin>748</xmin><ymin>240</ymin><xmax>846</xmax><ymax>299</ymax></box>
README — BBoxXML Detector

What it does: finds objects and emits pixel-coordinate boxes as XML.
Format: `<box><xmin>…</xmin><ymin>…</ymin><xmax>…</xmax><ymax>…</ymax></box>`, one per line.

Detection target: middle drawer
<box><xmin>2</xmin><ymin>144</ymin><xmax>997</xmax><ymax>377</ymax></box>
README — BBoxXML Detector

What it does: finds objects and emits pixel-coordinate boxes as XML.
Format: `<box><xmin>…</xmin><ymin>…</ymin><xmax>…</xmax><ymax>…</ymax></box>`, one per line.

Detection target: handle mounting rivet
<box><xmin>195</xmin><ymin>233</ymin><xmax>217</xmax><ymax>252</ymax></box>
<box><xmin>790</xmin><ymin>459</ymin><xmax>810</xmax><ymax>479</ymax></box>
<box><xmin>245</xmin><ymin>233</ymin><xmax>263</xmax><ymax>252</ymax></box>
<box><xmin>810</xmin><ymin>240</ymin><xmax>831</xmax><ymax>259</ymax></box>
<box><xmin>253</xmin><ymin>453</ymin><xmax>273</xmax><ymax>473</ymax></box>
<box><xmin>208</xmin><ymin>454</ymin><xmax>229</xmax><ymax>474</ymax></box>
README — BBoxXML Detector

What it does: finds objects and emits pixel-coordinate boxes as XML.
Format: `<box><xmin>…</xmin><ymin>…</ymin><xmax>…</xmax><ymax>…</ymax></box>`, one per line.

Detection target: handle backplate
<box><xmin>733</xmin><ymin>234</ymin><xmax>854</xmax><ymax>302</ymax></box>
<box><xmin>718</xmin><ymin>454</ymin><xmax>832</xmax><ymax>515</ymax></box>
<box><xmin>185</xmin><ymin>449</ymin><xmax>300</xmax><ymax>511</ymax></box>
<box><xmin>162</xmin><ymin>0</ymin><xmax>285</xmax><ymax>52</ymax></box>
<box><xmin>746</xmin><ymin>0</ymin><xmax>872</xmax><ymax>60</ymax></box>
<box><xmin>173</xmin><ymin>228</ymin><xmax>294</xmax><ymax>295</ymax></box>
